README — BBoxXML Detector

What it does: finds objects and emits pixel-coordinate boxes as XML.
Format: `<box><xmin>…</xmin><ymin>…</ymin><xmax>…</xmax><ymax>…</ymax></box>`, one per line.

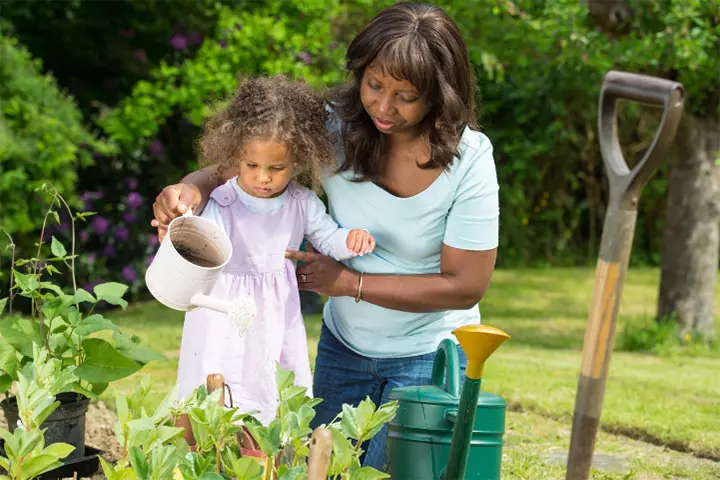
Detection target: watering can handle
<box><xmin>431</xmin><ymin>339</ymin><xmax>461</xmax><ymax>398</ymax></box>
<box><xmin>598</xmin><ymin>70</ymin><xmax>684</xmax><ymax>209</ymax></box>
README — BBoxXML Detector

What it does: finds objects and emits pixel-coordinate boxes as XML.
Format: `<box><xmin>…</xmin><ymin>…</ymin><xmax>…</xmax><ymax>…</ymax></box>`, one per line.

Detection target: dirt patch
<box><xmin>86</xmin><ymin>401</ymin><xmax>122</xmax><ymax>463</ymax></box>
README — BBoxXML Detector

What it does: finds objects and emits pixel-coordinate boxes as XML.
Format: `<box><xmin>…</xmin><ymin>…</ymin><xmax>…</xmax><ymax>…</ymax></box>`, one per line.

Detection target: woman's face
<box><xmin>360</xmin><ymin>64</ymin><xmax>430</xmax><ymax>136</ymax></box>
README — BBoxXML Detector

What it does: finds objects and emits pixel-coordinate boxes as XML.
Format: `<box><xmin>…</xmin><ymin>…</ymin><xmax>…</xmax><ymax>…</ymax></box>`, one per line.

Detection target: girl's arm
<box><xmin>151</xmin><ymin>164</ymin><xmax>238</xmax><ymax>242</ymax></box>
<box><xmin>287</xmin><ymin>244</ymin><xmax>496</xmax><ymax>313</ymax></box>
<box><xmin>302</xmin><ymin>192</ymin><xmax>356</xmax><ymax>261</ymax></box>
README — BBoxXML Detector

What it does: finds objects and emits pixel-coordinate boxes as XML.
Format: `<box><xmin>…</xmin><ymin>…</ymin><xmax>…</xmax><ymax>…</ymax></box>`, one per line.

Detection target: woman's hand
<box><xmin>151</xmin><ymin>183</ymin><xmax>202</xmax><ymax>243</ymax></box>
<box><xmin>286</xmin><ymin>244</ymin><xmax>360</xmax><ymax>298</ymax></box>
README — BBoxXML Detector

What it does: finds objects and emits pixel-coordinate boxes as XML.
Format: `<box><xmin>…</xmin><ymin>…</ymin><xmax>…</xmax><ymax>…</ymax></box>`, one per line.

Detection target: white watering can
<box><xmin>145</xmin><ymin>210</ymin><xmax>257</xmax><ymax>330</ymax></box>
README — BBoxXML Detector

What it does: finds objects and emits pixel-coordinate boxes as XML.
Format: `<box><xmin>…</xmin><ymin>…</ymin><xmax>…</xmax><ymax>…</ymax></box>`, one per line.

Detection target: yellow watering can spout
<box><xmin>452</xmin><ymin>324</ymin><xmax>510</xmax><ymax>380</ymax></box>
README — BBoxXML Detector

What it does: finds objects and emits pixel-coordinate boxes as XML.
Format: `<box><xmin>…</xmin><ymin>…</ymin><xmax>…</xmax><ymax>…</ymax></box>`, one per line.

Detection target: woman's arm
<box><xmin>151</xmin><ymin>164</ymin><xmax>238</xmax><ymax>242</ymax></box>
<box><xmin>286</xmin><ymin>244</ymin><xmax>497</xmax><ymax>314</ymax></box>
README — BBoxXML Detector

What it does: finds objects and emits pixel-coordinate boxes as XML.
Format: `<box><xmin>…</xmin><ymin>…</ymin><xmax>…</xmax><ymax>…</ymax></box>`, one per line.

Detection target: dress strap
<box><xmin>288</xmin><ymin>180</ymin><xmax>310</xmax><ymax>200</ymax></box>
<box><xmin>210</xmin><ymin>183</ymin><xmax>237</xmax><ymax>207</ymax></box>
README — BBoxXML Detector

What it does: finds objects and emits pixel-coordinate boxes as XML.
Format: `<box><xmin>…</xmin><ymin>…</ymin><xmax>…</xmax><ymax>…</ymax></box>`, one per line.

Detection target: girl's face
<box><xmin>236</xmin><ymin>139</ymin><xmax>296</xmax><ymax>198</ymax></box>
<box><xmin>360</xmin><ymin>64</ymin><xmax>430</xmax><ymax>137</ymax></box>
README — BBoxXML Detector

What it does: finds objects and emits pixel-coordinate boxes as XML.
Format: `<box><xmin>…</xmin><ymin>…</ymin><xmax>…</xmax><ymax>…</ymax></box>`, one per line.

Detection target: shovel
<box><xmin>565</xmin><ymin>70</ymin><xmax>684</xmax><ymax>480</ymax></box>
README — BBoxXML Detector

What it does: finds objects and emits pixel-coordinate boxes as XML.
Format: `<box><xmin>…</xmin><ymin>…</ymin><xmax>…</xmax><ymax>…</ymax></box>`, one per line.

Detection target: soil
<box><xmin>175</xmin><ymin>243</ymin><xmax>221</xmax><ymax>268</ymax></box>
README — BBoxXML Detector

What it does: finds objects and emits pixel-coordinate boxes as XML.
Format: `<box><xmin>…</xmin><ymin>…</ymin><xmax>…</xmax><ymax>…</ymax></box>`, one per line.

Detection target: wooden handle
<box><xmin>307</xmin><ymin>427</ymin><xmax>333</xmax><ymax>480</ymax></box>
<box><xmin>206</xmin><ymin>373</ymin><xmax>225</xmax><ymax>405</ymax></box>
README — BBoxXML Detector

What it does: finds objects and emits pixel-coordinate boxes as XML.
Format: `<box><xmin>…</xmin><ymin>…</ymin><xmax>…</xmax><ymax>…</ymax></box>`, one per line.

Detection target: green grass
<box><xmin>104</xmin><ymin>266</ymin><xmax>720</xmax><ymax>478</ymax></box>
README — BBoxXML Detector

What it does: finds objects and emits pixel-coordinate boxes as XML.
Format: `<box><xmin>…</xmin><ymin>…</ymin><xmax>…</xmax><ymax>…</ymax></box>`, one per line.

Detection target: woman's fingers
<box><xmin>286</xmin><ymin>249</ymin><xmax>323</xmax><ymax>263</ymax></box>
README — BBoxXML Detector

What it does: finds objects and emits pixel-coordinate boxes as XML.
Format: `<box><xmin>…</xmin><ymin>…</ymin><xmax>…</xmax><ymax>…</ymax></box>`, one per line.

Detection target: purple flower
<box><xmin>123</xmin><ymin>212</ymin><xmax>137</xmax><ymax>224</ymax></box>
<box><xmin>146</xmin><ymin>254</ymin><xmax>156</xmax><ymax>266</ymax></box>
<box><xmin>219</xmin><ymin>40</ymin><xmax>227</xmax><ymax>49</ymax></box>
<box><xmin>80</xmin><ymin>230</ymin><xmax>90</xmax><ymax>243</ymax></box>
<box><xmin>87</xmin><ymin>254</ymin><xmax>96</xmax><ymax>265</ymax></box>
<box><xmin>297</xmin><ymin>51</ymin><xmax>312</xmax><ymax>65</ymax></box>
<box><xmin>170</xmin><ymin>34</ymin><xmax>187</xmax><ymax>50</ymax></box>
<box><xmin>187</xmin><ymin>32</ymin><xmax>203</xmax><ymax>46</ymax></box>
<box><xmin>329</xmin><ymin>41</ymin><xmax>338</xmax><ymax>51</ymax></box>
<box><xmin>148</xmin><ymin>139</ymin><xmax>164</xmax><ymax>158</ymax></box>
<box><xmin>127</xmin><ymin>192</ymin><xmax>143</xmax><ymax>209</ymax></box>
<box><xmin>132</xmin><ymin>49</ymin><xmax>148</xmax><ymax>62</ymax></box>
<box><xmin>148</xmin><ymin>233</ymin><xmax>159</xmax><ymax>247</ymax></box>
<box><xmin>122</xmin><ymin>265</ymin><xmax>137</xmax><ymax>283</ymax></box>
<box><xmin>92</xmin><ymin>216</ymin><xmax>109</xmax><ymax>235</ymax></box>
<box><xmin>127</xmin><ymin>177</ymin><xmax>138</xmax><ymax>190</ymax></box>
<box><xmin>114</xmin><ymin>227</ymin><xmax>130</xmax><ymax>242</ymax></box>
<box><xmin>104</xmin><ymin>244</ymin><xmax>117</xmax><ymax>258</ymax></box>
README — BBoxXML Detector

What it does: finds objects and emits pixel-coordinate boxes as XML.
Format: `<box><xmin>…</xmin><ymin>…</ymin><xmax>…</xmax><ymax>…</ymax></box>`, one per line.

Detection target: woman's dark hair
<box><xmin>198</xmin><ymin>75</ymin><xmax>334</xmax><ymax>192</ymax></box>
<box><xmin>330</xmin><ymin>2</ymin><xmax>477</xmax><ymax>181</ymax></box>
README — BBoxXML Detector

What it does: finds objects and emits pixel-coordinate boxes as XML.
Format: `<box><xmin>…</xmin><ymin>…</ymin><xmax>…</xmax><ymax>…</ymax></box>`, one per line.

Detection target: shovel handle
<box><xmin>598</xmin><ymin>70</ymin><xmax>684</xmax><ymax>209</ymax></box>
<box><xmin>307</xmin><ymin>427</ymin><xmax>333</xmax><ymax>480</ymax></box>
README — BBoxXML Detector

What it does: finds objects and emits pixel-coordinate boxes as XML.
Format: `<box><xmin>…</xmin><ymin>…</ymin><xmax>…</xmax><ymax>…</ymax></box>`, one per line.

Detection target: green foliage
<box><xmin>0</xmin><ymin>185</ymin><xmax>161</xmax><ymax>398</ymax></box>
<box><xmin>100</xmin><ymin>363</ymin><xmax>398</xmax><ymax>480</ymax></box>
<box><xmin>99</xmin><ymin>0</ymin><xmax>347</xmax><ymax>152</ymax></box>
<box><xmin>618</xmin><ymin>315</ymin><xmax>720</xmax><ymax>356</ymax></box>
<box><xmin>0</xmin><ymin>33</ymin><xmax>113</xmax><ymax>237</ymax></box>
<box><xmin>0</xmin><ymin>362</ymin><xmax>75</xmax><ymax>480</ymax></box>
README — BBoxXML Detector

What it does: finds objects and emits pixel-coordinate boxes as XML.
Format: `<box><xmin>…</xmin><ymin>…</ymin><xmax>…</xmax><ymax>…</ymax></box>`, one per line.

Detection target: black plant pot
<box><xmin>1</xmin><ymin>392</ymin><xmax>89</xmax><ymax>462</ymax></box>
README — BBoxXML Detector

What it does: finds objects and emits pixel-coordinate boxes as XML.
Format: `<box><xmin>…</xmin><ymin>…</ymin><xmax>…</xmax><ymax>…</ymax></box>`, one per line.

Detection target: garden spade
<box><xmin>566</xmin><ymin>70</ymin><xmax>684</xmax><ymax>480</ymax></box>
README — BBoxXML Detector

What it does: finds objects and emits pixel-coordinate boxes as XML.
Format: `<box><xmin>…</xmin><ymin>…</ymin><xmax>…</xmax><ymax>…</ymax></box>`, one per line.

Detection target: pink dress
<box><xmin>177</xmin><ymin>179</ymin><xmax>353</xmax><ymax>424</ymax></box>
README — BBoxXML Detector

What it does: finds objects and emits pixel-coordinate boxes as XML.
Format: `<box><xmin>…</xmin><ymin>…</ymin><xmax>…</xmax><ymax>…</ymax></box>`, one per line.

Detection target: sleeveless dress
<box><xmin>177</xmin><ymin>180</ymin><xmax>318</xmax><ymax>425</ymax></box>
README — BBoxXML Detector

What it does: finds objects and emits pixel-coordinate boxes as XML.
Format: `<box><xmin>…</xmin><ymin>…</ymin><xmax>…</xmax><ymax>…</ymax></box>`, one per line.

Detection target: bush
<box><xmin>0</xmin><ymin>32</ymin><xmax>113</xmax><ymax>238</ymax></box>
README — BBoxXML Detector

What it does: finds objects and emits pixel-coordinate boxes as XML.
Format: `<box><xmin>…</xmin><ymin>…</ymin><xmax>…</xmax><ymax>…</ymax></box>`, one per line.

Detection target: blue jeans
<box><xmin>310</xmin><ymin>323</ymin><xmax>468</xmax><ymax>471</ymax></box>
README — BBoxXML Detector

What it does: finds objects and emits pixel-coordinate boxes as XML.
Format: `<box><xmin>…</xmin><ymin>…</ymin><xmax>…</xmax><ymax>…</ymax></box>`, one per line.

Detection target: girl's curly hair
<box><xmin>198</xmin><ymin>75</ymin><xmax>335</xmax><ymax>192</ymax></box>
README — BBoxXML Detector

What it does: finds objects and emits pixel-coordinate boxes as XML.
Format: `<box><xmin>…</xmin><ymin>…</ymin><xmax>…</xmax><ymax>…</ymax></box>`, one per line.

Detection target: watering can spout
<box><xmin>454</xmin><ymin>325</ymin><xmax>510</xmax><ymax>380</ymax></box>
<box><xmin>443</xmin><ymin>324</ymin><xmax>510</xmax><ymax>480</ymax></box>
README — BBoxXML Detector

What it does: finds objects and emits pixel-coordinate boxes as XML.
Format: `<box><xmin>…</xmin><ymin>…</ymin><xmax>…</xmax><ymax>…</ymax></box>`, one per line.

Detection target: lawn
<box><xmin>105</xmin><ymin>267</ymin><xmax>720</xmax><ymax>479</ymax></box>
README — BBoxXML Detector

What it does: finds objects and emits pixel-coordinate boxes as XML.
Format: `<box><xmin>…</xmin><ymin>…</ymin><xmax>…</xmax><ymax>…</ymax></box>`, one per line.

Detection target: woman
<box><xmin>151</xmin><ymin>2</ymin><xmax>499</xmax><ymax>470</ymax></box>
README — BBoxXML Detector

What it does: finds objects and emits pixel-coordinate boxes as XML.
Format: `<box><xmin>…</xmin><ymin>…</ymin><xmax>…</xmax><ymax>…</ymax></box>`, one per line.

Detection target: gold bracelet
<box><xmin>355</xmin><ymin>272</ymin><xmax>364</xmax><ymax>303</ymax></box>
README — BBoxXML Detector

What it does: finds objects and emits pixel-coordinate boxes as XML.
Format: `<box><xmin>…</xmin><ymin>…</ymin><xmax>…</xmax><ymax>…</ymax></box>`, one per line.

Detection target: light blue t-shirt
<box><xmin>321</xmin><ymin>122</ymin><xmax>500</xmax><ymax>359</ymax></box>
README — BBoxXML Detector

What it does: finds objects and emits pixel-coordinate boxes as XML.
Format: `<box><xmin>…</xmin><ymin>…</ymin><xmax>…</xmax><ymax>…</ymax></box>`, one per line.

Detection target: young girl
<box><xmin>176</xmin><ymin>75</ymin><xmax>375</xmax><ymax>425</ymax></box>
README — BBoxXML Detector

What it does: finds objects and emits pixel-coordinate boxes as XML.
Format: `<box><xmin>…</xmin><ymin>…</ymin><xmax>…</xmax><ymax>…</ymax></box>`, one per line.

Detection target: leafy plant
<box><xmin>100</xmin><ymin>362</ymin><xmax>398</xmax><ymax>480</ymax></box>
<box><xmin>0</xmin><ymin>184</ymin><xmax>162</xmax><ymax>400</ymax></box>
<box><xmin>0</xmin><ymin>350</ymin><xmax>75</xmax><ymax>480</ymax></box>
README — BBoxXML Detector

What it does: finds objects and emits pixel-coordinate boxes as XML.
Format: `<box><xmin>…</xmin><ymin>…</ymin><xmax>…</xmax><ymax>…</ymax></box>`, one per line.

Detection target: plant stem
<box><xmin>1</xmin><ymin>228</ymin><xmax>15</xmax><ymax>315</ymax></box>
<box><xmin>264</xmin><ymin>456</ymin><xmax>275</xmax><ymax>480</ymax></box>
<box><xmin>53</xmin><ymin>191</ymin><xmax>78</xmax><ymax>295</ymax></box>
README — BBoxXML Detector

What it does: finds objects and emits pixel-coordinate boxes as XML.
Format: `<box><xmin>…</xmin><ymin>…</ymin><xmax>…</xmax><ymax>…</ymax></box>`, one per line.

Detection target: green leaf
<box><xmin>72</xmin><ymin>288</ymin><xmax>97</xmax><ymax>304</ymax></box>
<box><xmin>198</xmin><ymin>473</ymin><xmax>226</xmax><ymax>480</ymax></box>
<box><xmin>278</xmin><ymin>466</ymin><xmax>306</xmax><ymax>480</ymax></box>
<box><xmin>45</xmin><ymin>264</ymin><xmax>62</xmax><ymax>276</ymax></box>
<box><xmin>128</xmin><ymin>446</ymin><xmax>149</xmax><ymax>480</ymax></box>
<box><xmin>94</xmin><ymin>282</ymin><xmax>129</xmax><ymax>309</ymax></box>
<box><xmin>13</xmin><ymin>270</ymin><xmax>39</xmax><ymax>294</ymax></box>
<box><xmin>349</xmin><ymin>466</ymin><xmax>391</xmax><ymax>480</ymax></box>
<box><xmin>0</xmin><ymin>375</ymin><xmax>12</xmax><ymax>393</ymax></box>
<box><xmin>365</xmin><ymin>401</ymin><xmax>398</xmax><ymax>440</ymax></box>
<box><xmin>74</xmin><ymin>314</ymin><xmax>120</xmax><ymax>336</ymax></box>
<box><xmin>41</xmin><ymin>442</ymin><xmax>75</xmax><ymax>460</ymax></box>
<box><xmin>74</xmin><ymin>338</ymin><xmax>143</xmax><ymax>383</ymax></box>
<box><xmin>21</xmin><ymin>454</ymin><xmax>64</xmax><ymax>479</ymax></box>
<box><xmin>50</xmin><ymin>236</ymin><xmax>67</xmax><ymax>258</ymax></box>
<box><xmin>0</xmin><ymin>336</ymin><xmax>18</xmax><ymax>378</ymax></box>
<box><xmin>112</xmin><ymin>332</ymin><xmax>164</xmax><ymax>363</ymax></box>
<box><xmin>0</xmin><ymin>298</ymin><xmax>7</xmax><ymax>316</ymax></box>
<box><xmin>222</xmin><ymin>454</ymin><xmax>263</xmax><ymax>480</ymax></box>
<box><xmin>0</xmin><ymin>317</ymin><xmax>43</xmax><ymax>357</ymax></box>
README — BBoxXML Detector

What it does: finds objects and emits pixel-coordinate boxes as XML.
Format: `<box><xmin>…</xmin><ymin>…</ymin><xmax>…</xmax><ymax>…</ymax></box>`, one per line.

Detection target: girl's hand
<box><xmin>346</xmin><ymin>229</ymin><xmax>376</xmax><ymax>256</ymax></box>
<box><xmin>151</xmin><ymin>183</ymin><xmax>202</xmax><ymax>243</ymax></box>
<box><xmin>286</xmin><ymin>243</ymin><xmax>360</xmax><ymax>298</ymax></box>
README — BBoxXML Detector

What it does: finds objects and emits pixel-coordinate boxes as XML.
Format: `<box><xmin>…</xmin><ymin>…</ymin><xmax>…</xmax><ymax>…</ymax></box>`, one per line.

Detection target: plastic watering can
<box><xmin>387</xmin><ymin>324</ymin><xmax>510</xmax><ymax>479</ymax></box>
<box><xmin>145</xmin><ymin>210</ymin><xmax>256</xmax><ymax>330</ymax></box>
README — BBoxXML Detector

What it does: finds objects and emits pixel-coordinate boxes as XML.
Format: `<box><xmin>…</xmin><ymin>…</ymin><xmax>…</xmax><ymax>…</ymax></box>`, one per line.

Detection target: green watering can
<box><xmin>387</xmin><ymin>325</ymin><xmax>510</xmax><ymax>479</ymax></box>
